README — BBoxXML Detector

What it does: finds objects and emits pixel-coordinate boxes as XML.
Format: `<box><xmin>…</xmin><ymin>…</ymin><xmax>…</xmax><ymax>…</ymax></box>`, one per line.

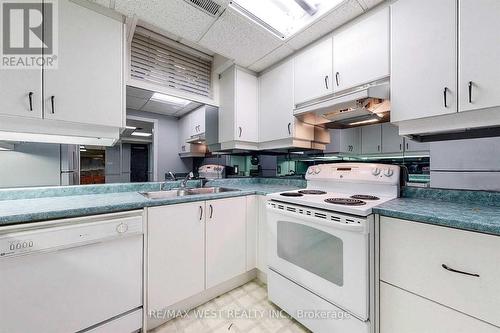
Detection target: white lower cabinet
<box><xmin>205</xmin><ymin>197</ymin><xmax>247</xmax><ymax>289</ymax></box>
<box><xmin>148</xmin><ymin>202</ymin><xmax>206</xmax><ymax>312</ymax></box>
<box><xmin>379</xmin><ymin>216</ymin><xmax>500</xmax><ymax>329</ymax></box>
<box><xmin>380</xmin><ymin>282</ymin><xmax>499</xmax><ymax>333</ymax></box>
<box><xmin>147</xmin><ymin>196</ymin><xmax>248</xmax><ymax>325</ymax></box>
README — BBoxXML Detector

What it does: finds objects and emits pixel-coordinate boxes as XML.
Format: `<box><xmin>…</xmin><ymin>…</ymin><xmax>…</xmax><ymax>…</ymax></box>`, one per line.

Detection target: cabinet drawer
<box><xmin>380</xmin><ymin>217</ymin><xmax>500</xmax><ymax>326</ymax></box>
<box><xmin>380</xmin><ymin>282</ymin><xmax>500</xmax><ymax>333</ymax></box>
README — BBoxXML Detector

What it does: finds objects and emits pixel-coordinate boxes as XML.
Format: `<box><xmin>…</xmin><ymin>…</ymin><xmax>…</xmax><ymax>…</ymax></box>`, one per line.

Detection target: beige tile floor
<box><xmin>151</xmin><ymin>280</ymin><xmax>310</xmax><ymax>333</ymax></box>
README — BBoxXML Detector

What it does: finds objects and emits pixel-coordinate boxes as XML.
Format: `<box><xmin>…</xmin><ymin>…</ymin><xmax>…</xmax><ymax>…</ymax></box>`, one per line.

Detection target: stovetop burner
<box><xmin>324</xmin><ymin>198</ymin><xmax>366</xmax><ymax>206</ymax></box>
<box><xmin>350</xmin><ymin>194</ymin><xmax>380</xmax><ymax>200</ymax></box>
<box><xmin>280</xmin><ymin>192</ymin><xmax>304</xmax><ymax>197</ymax></box>
<box><xmin>298</xmin><ymin>190</ymin><xmax>327</xmax><ymax>195</ymax></box>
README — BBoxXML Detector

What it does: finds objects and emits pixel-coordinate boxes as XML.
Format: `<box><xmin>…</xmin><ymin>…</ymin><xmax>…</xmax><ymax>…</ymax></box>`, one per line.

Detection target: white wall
<box><xmin>127</xmin><ymin>110</ymin><xmax>192</xmax><ymax>180</ymax></box>
<box><xmin>430</xmin><ymin>137</ymin><xmax>500</xmax><ymax>190</ymax></box>
<box><xmin>0</xmin><ymin>143</ymin><xmax>61</xmax><ymax>188</ymax></box>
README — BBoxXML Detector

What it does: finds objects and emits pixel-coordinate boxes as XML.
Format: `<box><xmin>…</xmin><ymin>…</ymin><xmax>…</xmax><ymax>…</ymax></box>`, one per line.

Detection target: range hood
<box><xmin>294</xmin><ymin>81</ymin><xmax>390</xmax><ymax>127</ymax></box>
<box><xmin>186</xmin><ymin>133</ymin><xmax>205</xmax><ymax>144</ymax></box>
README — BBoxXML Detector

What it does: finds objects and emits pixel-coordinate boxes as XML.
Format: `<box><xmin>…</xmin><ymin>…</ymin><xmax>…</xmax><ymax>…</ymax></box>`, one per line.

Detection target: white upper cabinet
<box><xmin>43</xmin><ymin>0</ymin><xmax>123</xmax><ymax>127</ymax></box>
<box><xmin>219</xmin><ymin>66</ymin><xmax>258</xmax><ymax>145</ymax></box>
<box><xmin>361</xmin><ymin>124</ymin><xmax>382</xmax><ymax>154</ymax></box>
<box><xmin>381</xmin><ymin>123</ymin><xmax>404</xmax><ymax>153</ymax></box>
<box><xmin>178</xmin><ymin>115</ymin><xmax>191</xmax><ymax>154</ymax></box>
<box><xmin>333</xmin><ymin>7</ymin><xmax>390</xmax><ymax>93</ymax></box>
<box><xmin>190</xmin><ymin>106</ymin><xmax>205</xmax><ymax>136</ymax></box>
<box><xmin>459</xmin><ymin>0</ymin><xmax>500</xmax><ymax>112</ymax></box>
<box><xmin>325</xmin><ymin>128</ymin><xmax>361</xmax><ymax>154</ymax></box>
<box><xmin>404</xmin><ymin>137</ymin><xmax>429</xmax><ymax>152</ymax></box>
<box><xmin>391</xmin><ymin>0</ymin><xmax>457</xmax><ymax>122</ymax></box>
<box><xmin>259</xmin><ymin>59</ymin><xmax>294</xmax><ymax>142</ymax></box>
<box><xmin>0</xmin><ymin>68</ymin><xmax>42</xmax><ymax>120</ymax></box>
<box><xmin>293</xmin><ymin>37</ymin><xmax>333</xmax><ymax>105</ymax></box>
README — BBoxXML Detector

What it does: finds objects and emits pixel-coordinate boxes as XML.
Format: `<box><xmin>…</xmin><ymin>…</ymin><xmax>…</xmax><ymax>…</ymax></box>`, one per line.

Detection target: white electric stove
<box><xmin>266</xmin><ymin>163</ymin><xmax>400</xmax><ymax>333</ymax></box>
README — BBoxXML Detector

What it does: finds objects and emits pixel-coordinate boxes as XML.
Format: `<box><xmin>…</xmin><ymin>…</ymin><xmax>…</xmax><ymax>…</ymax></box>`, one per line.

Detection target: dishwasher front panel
<box><xmin>0</xmin><ymin>220</ymin><xmax>143</xmax><ymax>333</ymax></box>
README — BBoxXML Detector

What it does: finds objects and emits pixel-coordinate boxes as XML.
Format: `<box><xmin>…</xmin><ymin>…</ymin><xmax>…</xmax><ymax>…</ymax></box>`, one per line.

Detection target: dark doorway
<box><xmin>130</xmin><ymin>144</ymin><xmax>149</xmax><ymax>182</ymax></box>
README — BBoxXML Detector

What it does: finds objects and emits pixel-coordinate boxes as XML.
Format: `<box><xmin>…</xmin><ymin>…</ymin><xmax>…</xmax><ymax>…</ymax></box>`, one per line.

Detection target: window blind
<box><xmin>130</xmin><ymin>27</ymin><xmax>213</xmax><ymax>98</ymax></box>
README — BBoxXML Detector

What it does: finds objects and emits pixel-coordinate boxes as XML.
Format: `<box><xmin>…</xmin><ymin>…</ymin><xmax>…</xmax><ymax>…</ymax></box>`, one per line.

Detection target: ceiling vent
<box><xmin>184</xmin><ymin>0</ymin><xmax>222</xmax><ymax>17</ymax></box>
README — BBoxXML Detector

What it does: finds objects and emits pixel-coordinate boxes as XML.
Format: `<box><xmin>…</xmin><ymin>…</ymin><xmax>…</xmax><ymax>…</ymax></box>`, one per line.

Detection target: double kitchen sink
<box><xmin>140</xmin><ymin>187</ymin><xmax>240</xmax><ymax>200</ymax></box>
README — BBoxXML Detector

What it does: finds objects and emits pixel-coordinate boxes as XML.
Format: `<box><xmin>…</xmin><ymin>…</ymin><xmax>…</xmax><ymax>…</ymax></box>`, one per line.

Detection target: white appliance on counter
<box><xmin>266</xmin><ymin>163</ymin><xmax>400</xmax><ymax>333</ymax></box>
<box><xmin>0</xmin><ymin>211</ymin><xmax>144</xmax><ymax>333</ymax></box>
<box><xmin>198</xmin><ymin>164</ymin><xmax>226</xmax><ymax>180</ymax></box>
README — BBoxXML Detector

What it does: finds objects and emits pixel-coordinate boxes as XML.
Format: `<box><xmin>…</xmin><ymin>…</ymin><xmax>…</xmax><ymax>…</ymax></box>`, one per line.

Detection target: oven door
<box><xmin>267</xmin><ymin>202</ymin><xmax>369</xmax><ymax>320</ymax></box>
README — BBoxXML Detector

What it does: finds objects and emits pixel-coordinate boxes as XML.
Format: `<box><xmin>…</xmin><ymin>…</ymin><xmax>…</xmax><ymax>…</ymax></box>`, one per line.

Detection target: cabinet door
<box><xmin>333</xmin><ymin>8</ymin><xmax>389</xmax><ymax>92</ymax></box>
<box><xmin>294</xmin><ymin>37</ymin><xmax>333</xmax><ymax>105</ymax></box>
<box><xmin>190</xmin><ymin>106</ymin><xmax>205</xmax><ymax>135</ymax></box>
<box><xmin>259</xmin><ymin>60</ymin><xmax>294</xmax><ymax>142</ymax></box>
<box><xmin>218</xmin><ymin>66</ymin><xmax>235</xmax><ymax>143</ymax></box>
<box><xmin>459</xmin><ymin>0</ymin><xmax>500</xmax><ymax>112</ymax></box>
<box><xmin>0</xmin><ymin>71</ymin><xmax>42</xmax><ymax>119</ymax></box>
<box><xmin>381</xmin><ymin>123</ymin><xmax>404</xmax><ymax>153</ymax></box>
<box><xmin>391</xmin><ymin>0</ymin><xmax>457</xmax><ymax>122</ymax></box>
<box><xmin>235</xmin><ymin>68</ymin><xmax>258</xmax><ymax>142</ymax></box>
<box><xmin>178</xmin><ymin>115</ymin><xmax>190</xmax><ymax>154</ymax></box>
<box><xmin>148</xmin><ymin>202</ymin><xmax>205</xmax><ymax>312</ymax></box>
<box><xmin>43</xmin><ymin>0</ymin><xmax>123</xmax><ymax>127</ymax></box>
<box><xmin>380</xmin><ymin>282</ymin><xmax>499</xmax><ymax>333</ymax></box>
<box><xmin>404</xmin><ymin>137</ymin><xmax>429</xmax><ymax>152</ymax></box>
<box><xmin>206</xmin><ymin>197</ymin><xmax>246</xmax><ymax>288</ymax></box>
<box><xmin>342</xmin><ymin>127</ymin><xmax>362</xmax><ymax>154</ymax></box>
<box><xmin>361</xmin><ymin>124</ymin><xmax>382</xmax><ymax>154</ymax></box>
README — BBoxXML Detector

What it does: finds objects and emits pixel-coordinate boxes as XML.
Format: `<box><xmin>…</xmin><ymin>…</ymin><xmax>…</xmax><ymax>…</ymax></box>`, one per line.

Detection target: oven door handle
<box><xmin>267</xmin><ymin>204</ymin><xmax>366</xmax><ymax>233</ymax></box>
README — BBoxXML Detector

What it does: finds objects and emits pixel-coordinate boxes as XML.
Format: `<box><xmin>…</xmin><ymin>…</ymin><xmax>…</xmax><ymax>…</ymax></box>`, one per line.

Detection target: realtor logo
<box><xmin>1</xmin><ymin>0</ymin><xmax>58</xmax><ymax>69</ymax></box>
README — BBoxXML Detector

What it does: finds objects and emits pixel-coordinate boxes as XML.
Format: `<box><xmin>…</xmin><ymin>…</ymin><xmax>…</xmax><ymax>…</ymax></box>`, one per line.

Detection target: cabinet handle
<box><xmin>209</xmin><ymin>204</ymin><xmax>213</xmax><ymax>219</ymax></box>
<box><xmin>50</xmin><ymin>95</ymin><xmax>55</xmax><ymax>114</ymax></box>
<box><xmin>441</xmin><ymin>264</ymin><xmax>479</xmax><ymax>278</ymax></box>
<box><xmin>28</xmin><ymin>92</ymin><xmax>33</xmax><ymax>111</ymax></box>
<box><xmin>468</xmin><ymin>81</ymin><xmax>473</xmax><ymax>103</ymax></box>
<box><xmin>335</xmin><ymin>72</ymin><xmax>340</xmax><ymax>86</ymax></box>
<box><xmin>400</xmin><ymin>143</ymin><xmax>402</xmax><ymax>151</ymax></box>
<box><xmin>238</xmin><ymin>126</ymin><xmax>242</xmax><ymax>138</ymax></box>
<box><xmin>443</xmin><ymin>87</ymin><xmax>448</xmax><ymax>108</ymax></box>
<box><xmin>377</xmin><ymin>145</ymin><xmax>380</xmax><ymax>152</ymax></box>
<box><xmin>324</xmin><ymin>75</ymin><xmax>329</xmax><ymax>90</ymax></box>
<box><xmin>199</xmin><ymin>206</ymin><xmax>203</xmax><ymax>221</ymax></box>
<box><xmin>287</xmin><ymin>122</ymin><xmax>291</xmax><ymax>135</ymax></box>
<box><xmin>406</xmin><ymin>142</ymin><xmax>409</xmax><ymax>150</ymax></box>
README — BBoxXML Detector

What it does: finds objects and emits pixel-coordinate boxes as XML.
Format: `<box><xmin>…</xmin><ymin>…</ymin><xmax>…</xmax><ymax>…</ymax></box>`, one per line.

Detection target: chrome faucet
<box><xmin>167</xmin><ymin>171</ymin><xmax>176</xmax><ymax>181</ymax></box>
<box><xmin>180</xmin><ymin>172</ymin><xmax>194</xmax><ymax>189</ymax></box>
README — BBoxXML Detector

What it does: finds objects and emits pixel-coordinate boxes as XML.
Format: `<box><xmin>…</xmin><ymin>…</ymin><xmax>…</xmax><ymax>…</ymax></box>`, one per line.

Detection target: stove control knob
<box><xmin>383</xmin><ymin>168</ymin><xmax>394</xmax><ymax>177</ymax></box>
<box><xmin>371</xmin><ymin>168</ymin><xmax>381</xmax><ymax>176</ymax></box>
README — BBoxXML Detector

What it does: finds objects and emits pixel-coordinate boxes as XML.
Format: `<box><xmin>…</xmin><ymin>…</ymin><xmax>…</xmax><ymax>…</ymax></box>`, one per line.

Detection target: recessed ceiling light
<box><xmin>131</xmin><ymin>131</ymin><xmax>152</xmax><ymax>137</ymax></box>
<box><xmin>151</xmin><ymin>93</ymin><xmax>190</xmax><ymax>106</ymax></box>
<box><xmin>231</xmin><ymin>0</ymin><xmax>344</xmax><ymax>38</ymax></box>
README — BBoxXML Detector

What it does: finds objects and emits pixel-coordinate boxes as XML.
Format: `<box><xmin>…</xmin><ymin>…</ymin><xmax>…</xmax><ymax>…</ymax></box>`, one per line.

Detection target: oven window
<box><xmin>277</xmin><ymin>221</ymin><xmax>343</xmax><ymax>286</ymax></box>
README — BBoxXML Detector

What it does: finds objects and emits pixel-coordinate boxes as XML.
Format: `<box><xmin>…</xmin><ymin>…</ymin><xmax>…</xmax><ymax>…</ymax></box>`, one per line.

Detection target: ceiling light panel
<box><xmin>231</xmin><ymin>0</ymin><xmax>345</xmax><ymax>38</ymax></box>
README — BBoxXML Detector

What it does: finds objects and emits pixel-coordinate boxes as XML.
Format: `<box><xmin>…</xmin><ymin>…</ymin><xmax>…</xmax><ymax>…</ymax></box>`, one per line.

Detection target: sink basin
<box><xmin>140</xmin><ymin>189</ymin><xmax>190</xmax><ymax>199</ymax></box>
<box><xmin>186</xmin><ymin>187</ymin><xmax>240</xmax><ymax>195</ymax></box>
<box><xmin>140</xmin><ymin>187</ymin><xmax>239</xmax><ymax>199</ymax></box>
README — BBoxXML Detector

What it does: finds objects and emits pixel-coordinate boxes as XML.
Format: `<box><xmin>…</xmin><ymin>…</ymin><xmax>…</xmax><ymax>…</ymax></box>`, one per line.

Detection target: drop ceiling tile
<box><xmin>140</xmin><ymin>100</ymin><xmax>181</xmax><ymax>115</ymax></box>
<box><xmin>199</xmin><ymin>7</ymin><xmax>283</xmax><ymax>67</ymax></box>
<box><xmin>126</xmin><ymin>95</ymin><xmax>148</xmax><ymax>110</ymax></box>
<box><xmin>356</xmin><ymin>0</ymin><xmax>386</xmax><ymax>11</ymax></box>
<box><xmin>248</xmin><ymin>44</ymin><xmax>295</xmax><ymax>73</ymax></box>
<box><xmin>114</xmin><ymin>0</ymin><xmax>223</xmax><ymax>42</ymax></box>
<box><xmin>286</xmin><ymin>0</ymin><xmax>364</xmax><ymax>50</ymax></box>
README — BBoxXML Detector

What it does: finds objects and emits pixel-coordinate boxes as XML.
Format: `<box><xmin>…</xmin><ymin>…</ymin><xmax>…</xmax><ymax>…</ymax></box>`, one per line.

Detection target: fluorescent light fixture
<box><xmin>348</xmin><ymin>118</ymin><xmax>381</xmax><ymax>126</ymax></box>
<box><xmin>0</xmin><ymin>131</ymin><xmax>117</xmax><ymax>146</ymax></box>
<box><xmin>131</xmin><ymin>131</ymin><xmax>152</xmax><ymax>137</ymax></box>
<box><xmin>125</xmin><ymin>125</ymin><xmax>137</xmax><ymax>130</ymax></box>
<box><xmin>80</xmin><ymin>149</ymin><xmax>87</xmax><ymax>152</ymax></box>
<box><xmin>231</xmin><ymin>0</ymin><xmax>344</xmax><ymax>38</ymax></box>
<box><xmin>151</xmin><ymin>93</ymin><xmax>190</xmax><ymax>106</ymax></box>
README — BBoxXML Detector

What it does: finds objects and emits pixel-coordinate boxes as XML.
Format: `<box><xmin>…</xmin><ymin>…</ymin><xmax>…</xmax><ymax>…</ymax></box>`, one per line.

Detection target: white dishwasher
<box><xmin>0</xmin><ymin>211</ymin><xmax>144</xmax><ymax>333</ymax></box>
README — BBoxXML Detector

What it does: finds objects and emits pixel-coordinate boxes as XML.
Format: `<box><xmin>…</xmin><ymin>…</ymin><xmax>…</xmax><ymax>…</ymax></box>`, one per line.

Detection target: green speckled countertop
<box><xmin>0</xmin><ymin>178</ymin><xmax>305</xmax><ymax>227</ymax></box>
<box><xmin>374</xmin><ymin>187</ymin><xmax>500</xmax><ymax>236</ymax></box>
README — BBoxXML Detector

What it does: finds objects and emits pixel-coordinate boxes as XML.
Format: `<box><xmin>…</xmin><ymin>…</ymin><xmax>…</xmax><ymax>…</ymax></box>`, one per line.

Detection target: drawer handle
<box><xmin>441</xmin><ymin>264</ymin><xmax>480</xmax><ymax>278</ymax></box>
